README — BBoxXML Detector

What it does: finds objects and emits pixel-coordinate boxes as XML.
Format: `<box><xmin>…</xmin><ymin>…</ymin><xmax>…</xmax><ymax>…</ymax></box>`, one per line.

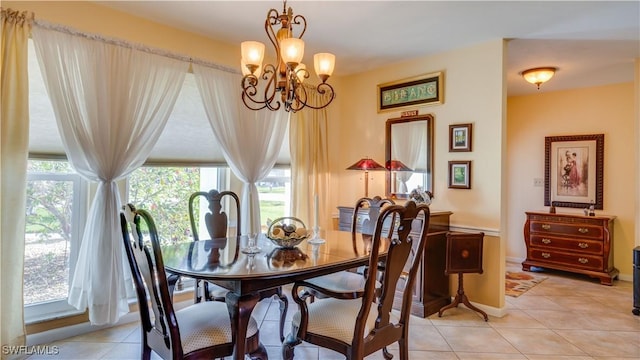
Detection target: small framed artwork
<box><xmin>448</xmin><ymin>161</ymin><xmax>471</xmax><ymax>189</ymax></box>
<box><xmin>377</xmin><ymin>71</ymin><xmax>444</xmax><ymax>112</ymax></box>
<box><xmin>544</xmin><ymin>134</ymin><xmax>604</xmax><ymax>209</ymax></box>
<box><xmin>449</xmin><ymin>123</ymin><xmax>472</xmax><ymax>152</ymax></box>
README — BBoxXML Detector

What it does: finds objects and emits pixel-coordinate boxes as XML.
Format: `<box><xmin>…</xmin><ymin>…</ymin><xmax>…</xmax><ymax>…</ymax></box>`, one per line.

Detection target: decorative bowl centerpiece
<box><xmin>266</xmin><ymin>217</ymin><xmax>310</xmax><ymax>248</ymax></box>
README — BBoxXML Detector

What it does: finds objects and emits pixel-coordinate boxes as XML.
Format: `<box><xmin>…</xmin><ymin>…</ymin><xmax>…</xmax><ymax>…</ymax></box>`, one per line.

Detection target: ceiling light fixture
<box><xmin>521</xmin><ymin>67</ymin><xmax>557</xmax><ymax>89</ymax></box>
<box><xmin>240</xmin><ymin>0</ymin><xmax>336</xmax><ymax>113</ymax></box>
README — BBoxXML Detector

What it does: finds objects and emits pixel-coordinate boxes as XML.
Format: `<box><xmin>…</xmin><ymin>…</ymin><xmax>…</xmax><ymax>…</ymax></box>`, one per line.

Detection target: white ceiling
<box><xmin>96</xmin><ymin>1</ymin><xmax>639</xmax><ymax>96</ymax></box>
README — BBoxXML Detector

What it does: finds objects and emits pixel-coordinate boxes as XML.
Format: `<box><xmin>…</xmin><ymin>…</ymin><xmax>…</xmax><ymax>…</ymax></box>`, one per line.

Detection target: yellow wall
<box><xmin>507</xmin><ymin>83</ymin><xmax>637</xmax><ymax>277</ymax></box>
<box><xmin>332</xmin><ymin>40</ymin><xmax>507</xmax><ymax>309</ymax></box>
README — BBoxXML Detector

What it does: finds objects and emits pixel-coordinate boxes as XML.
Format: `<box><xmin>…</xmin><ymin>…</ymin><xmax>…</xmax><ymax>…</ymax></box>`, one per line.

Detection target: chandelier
<box><xmin>240</xmin><ymin>0</ymin><xmax>336</xmax><ymax>113</ymax></box>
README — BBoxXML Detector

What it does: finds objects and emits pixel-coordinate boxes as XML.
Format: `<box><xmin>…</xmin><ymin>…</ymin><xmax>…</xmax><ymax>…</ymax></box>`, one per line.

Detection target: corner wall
<box><xmin>507</xmin><ymin>82</ymin><xmax>637</xmax><ymax>278</ymax></box>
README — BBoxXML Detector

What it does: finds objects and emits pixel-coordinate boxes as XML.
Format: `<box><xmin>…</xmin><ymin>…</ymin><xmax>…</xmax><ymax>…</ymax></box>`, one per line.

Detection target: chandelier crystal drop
<box><xmin>240</xmin><ymin>0</ymin><xmax>336</xmax><ymax>113</ymax></box>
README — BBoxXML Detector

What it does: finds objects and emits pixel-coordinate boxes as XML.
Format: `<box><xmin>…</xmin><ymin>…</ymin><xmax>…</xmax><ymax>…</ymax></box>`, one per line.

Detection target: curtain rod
<box><xmin>32</xmin><ymin>18</ymin><xmax>240</xmax><ymax>75</ymax></box>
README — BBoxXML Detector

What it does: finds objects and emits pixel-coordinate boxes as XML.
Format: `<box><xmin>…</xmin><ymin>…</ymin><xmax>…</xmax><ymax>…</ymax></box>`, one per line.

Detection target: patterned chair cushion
<box><xmin>292</xmin><ymin>298</ymin><xmax>382</xmax><ymax>344</ymax></box>
<box><xmin>304</xmin><ymin>271</ymin><xmax>381</xmax><ymax>294</ymax></box>
<box><xmin>176</xmin><ymin>301</ymin><xmax>259</xmax><ymax>354</ymax></box>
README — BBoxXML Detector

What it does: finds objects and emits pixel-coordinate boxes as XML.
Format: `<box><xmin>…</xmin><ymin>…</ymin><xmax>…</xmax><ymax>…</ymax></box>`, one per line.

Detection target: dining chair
<box><xmin>282</xmin><ymin>200</ymin><xmax>431</xmax><ymax>360</ymax></box>
<box><xmin>188</xmin><ymin>189</ymin><xmax>241</xmax><ymax>303</ymax></box>
<box><xmin>301</xmin><ymin>196</ymin><xmax>395</xmax><ymax>300</ymax></box>
<box><xmin>187</xmin><ymin>189</ymin><xmax>289</xmax><ymax>341</ymax></box>
<box><xmin>120</xmin><ymin>203</ymin><xmax>267</xmax><ymax>360</ymax></box>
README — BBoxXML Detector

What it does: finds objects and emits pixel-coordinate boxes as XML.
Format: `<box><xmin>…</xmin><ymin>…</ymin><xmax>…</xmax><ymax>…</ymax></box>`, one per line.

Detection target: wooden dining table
<box><xmin>161</xmin><ymin>230</ymin><xmax>385</xmax><ymax>360</ymax></box>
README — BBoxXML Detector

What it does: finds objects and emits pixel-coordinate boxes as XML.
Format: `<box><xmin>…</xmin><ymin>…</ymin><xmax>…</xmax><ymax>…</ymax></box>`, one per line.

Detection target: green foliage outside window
<box><xmin>128</xmin><ymin>167</ymin><xmax>201</xmax><ymax>245</ymax></box>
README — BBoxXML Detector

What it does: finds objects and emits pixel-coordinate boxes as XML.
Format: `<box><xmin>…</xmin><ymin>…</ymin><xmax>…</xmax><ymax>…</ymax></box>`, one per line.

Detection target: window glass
<box><xmin>258</xmin><ymin>168</ymin><xmax>291</xmax><ymax>230</ymax></box>
<box><xmin>127</xmin><ymin>166</ymin><xmax>226</xmax><ymax>244</ymax></box>
<box><xmin>24</xmin><ymin>160</ymin><xmax>87</xmax><ymax>315</ymax></box>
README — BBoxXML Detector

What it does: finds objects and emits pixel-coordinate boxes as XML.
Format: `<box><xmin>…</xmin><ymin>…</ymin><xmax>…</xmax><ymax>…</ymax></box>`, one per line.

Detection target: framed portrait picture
<box><xmin>544</xmin><ymin>134</ymin><xmax>604</xmax><ymax>209</ymax></box>
<box><xmin>377</xmin><ymin>71</ymin><xmax>444</xmax><ymax>112</ymax></box>
<box><xmin>449</xmin><ymin>123</ymin><xmax>472</xmax><ymax>152</ymax></box>
<box><xmin>448</xmin><ymin>161</ymin><xmax>471</xmax><ymax>189</ymax></box>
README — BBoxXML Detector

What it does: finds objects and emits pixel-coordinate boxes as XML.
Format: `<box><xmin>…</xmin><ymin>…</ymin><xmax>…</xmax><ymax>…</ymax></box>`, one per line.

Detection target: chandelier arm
<box><xmin>291</xmin><ymin>14</ymin><xmax>307</xmax><ymax>39</ymax></box>
<box><xmin>293</xmin><ymin>82</ymin><xmax>336</xmax><ymax>111</ymax></box>
<box><xmin>264</xmin><ymin>65</ymin><xmax>282</xmax><ymax>111</ymax></box>
<box><xmin>241</xmin><ymin>65</ymin><xmax>282</xmax><ymax>111</ymax></box>
<box><xmin>265</xmin><ymin>9</ymin><xmax>281</xmax><ymax>56</ymax></box>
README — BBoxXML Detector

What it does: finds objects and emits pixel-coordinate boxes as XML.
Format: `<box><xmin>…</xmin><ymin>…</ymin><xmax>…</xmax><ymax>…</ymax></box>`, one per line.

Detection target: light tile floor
<box><xmin>27</xmin><ymin>263</ymin><xmax>640</xmax><ymax>359</ymax></box>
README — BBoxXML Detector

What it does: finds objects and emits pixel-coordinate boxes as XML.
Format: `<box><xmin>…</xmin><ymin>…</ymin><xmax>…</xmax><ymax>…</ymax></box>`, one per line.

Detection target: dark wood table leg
<box><xmin>226</xmin><ymin>291</ymin><xmax>260</xmax><ymax>360</ymax></box>
<box><xmin>438</xmin><ymin>273</ymin><xmax>488</xmax><ymax>321</ymax></box>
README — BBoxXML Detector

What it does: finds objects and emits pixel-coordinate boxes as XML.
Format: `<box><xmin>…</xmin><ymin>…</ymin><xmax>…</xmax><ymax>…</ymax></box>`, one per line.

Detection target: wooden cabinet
<box><xmin>522</xmin><ymin>211</ymin><xmax>618</xmax><ymax>285</ymax></box>
<box><xmin>337</xmin><ymin>206</ymin><xmax>452</xmax><ymax>317</ymax></box>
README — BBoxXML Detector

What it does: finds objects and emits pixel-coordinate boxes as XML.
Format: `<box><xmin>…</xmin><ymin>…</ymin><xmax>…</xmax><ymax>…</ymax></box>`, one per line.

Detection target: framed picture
<box><xmin>449</xmin><ymin>123</ymin><xmax>472</xmax><ymax>152</ymax></box>
<box><xmin>448</xmin><ymin>161</ymin><xmax>471</xmax><ymax>189</ymax></box>
<box><xmin>377</xmin><ymin>71</ymin><xmax>443</xmax><ymax>112</ymax></box>
<box><xmin>544</xmin><ymin>134</ymin><xmax>604</xmax><ymax>209</ymax></box>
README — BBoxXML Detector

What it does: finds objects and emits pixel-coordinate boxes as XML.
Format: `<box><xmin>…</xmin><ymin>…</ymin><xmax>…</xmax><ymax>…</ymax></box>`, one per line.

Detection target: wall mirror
<box><xmin>385</xmin><ymin>114</ymin><xmax>434</xmax><ymax>199</ymax></box>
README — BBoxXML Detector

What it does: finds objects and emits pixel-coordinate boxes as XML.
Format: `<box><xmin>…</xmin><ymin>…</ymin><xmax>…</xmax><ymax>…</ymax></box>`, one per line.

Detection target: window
<box><xmin>127</xmin><ymin>166</ymin><xmax>229</xmax><ymax>244</ymax></box>
<box><xmin>258</xmin><ymin>168</ymin><xmax>291</xmax><ymax>229</ymax></box>
<box><xmin>24</xmin><ymin>160</ymin><xmax>88</xmax><ymax>321</ymax></box>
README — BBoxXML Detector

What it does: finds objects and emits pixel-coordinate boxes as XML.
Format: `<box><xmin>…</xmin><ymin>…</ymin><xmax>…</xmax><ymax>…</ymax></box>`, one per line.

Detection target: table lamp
<box><xmin>346</xmin><ymin>157</ymin><xmax>385</xmax><ymax>197</ymax></box>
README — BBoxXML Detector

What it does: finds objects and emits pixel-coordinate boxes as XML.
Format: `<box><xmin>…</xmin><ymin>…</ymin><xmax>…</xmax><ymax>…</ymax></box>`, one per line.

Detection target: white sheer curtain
<box><xmin>192</xmin><ymin>64</ymin><xmax>288</xmax><ymax>234</ymax></box>
<box><xmin>392</xmin><ymin>123</ymin><xmax>425</xmax><ymax>193</ymax></box>
<box><xmin>31</xmin><ymin>26</ymin><xmax>188</xmax><ymax>325</ymax></box>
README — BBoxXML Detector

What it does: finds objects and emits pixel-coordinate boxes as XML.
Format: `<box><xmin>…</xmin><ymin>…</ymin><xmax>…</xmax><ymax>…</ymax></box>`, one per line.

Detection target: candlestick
<box><xmin>314</xmin><ymin>193</ymin><xmax>319</xmax><ymax>228</ymax></box>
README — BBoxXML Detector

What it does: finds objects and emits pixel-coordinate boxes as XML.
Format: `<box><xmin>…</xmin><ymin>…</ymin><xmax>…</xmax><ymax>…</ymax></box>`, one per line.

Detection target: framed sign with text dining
<box><xmin>377</xmin><ymin>71</ymin><xmax>444</xmax><ymax>112</ymax></box>
<box><xmin>544</xmin><ymin>134</ymin><xmax>604</xmax><ymax>209</ymax></box>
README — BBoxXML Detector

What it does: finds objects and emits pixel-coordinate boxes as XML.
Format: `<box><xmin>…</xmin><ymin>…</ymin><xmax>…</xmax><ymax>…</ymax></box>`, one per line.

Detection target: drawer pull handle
<box><xmin>578</xmin><ymin>228</ymin><xmax>589</xmax><ymax>234</ymax></box>
<box><xmin>541</xmin><ymin>252</ymin><xmax>551</xmax><ymax>258</ymax></box>
<box><xmin>578</xmin><ymin>258</ymin><xmax>589</xmax><ymax>264</ymax></box>
<box><xmin>541</xmin><ymin>238</ymin><xmax>551</xmax><ymax>244</ymax></box>
<box><xmin>578</xmin><ymin>242</ymin><xmax>589</xmax><ymax>249</ymax></box>
<box><xmin>541</xmin><ymin>224</ymin><xmax>551</xmax><ymax>230</ymax></box>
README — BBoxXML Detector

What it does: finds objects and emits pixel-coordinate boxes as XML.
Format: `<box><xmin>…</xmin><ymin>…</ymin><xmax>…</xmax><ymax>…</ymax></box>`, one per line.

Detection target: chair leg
<box><xmin>399</xmin><ymin>337</ymin><xmax>409</xmax><ymax>360</ymax></box>
<box><xmin>282</xmin><ymin>330</ymin><xmax>302</xmax><ymax>360</ymax></box>
<box><xmin>276</xmin><ymin>289</ymin><xmax>289</xmax><ymax>342</ymax></box>
<box><xmin>382</xmin><ymin>346</ymin><xmax>393</xmax><ymax>360</ymax></box>
<box><xmin>248</xmin><ymin>342</ymin><xmax>268</xmax><ymax>360</ymax></box>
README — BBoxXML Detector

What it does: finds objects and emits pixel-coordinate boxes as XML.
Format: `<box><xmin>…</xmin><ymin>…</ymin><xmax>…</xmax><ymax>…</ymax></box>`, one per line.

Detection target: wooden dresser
<box><xmin>522</xmin><ymin>211</ymin><xmax>618</xmax><ymax>285</ymax></box>
<box><xmin>337</xmin><ymin>206</ymin><xmax>452</xmax><ymax>317</ymax></box>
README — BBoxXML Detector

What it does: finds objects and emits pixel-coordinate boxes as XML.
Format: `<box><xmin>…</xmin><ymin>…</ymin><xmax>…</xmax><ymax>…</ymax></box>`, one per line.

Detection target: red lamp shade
<box><xmin>347</xmin><ymin>158</ymin><xmax>385</xmax><ymax>197</ymax></box>
<box><xmin>385</xmin><ymin>160</ymin><xmax>413</xmax><ymax>172</ymax></box>
<box><xmin>346</xmin><ymin>158</ymin><xmax>385</xmax><ymax>171</ymax></box>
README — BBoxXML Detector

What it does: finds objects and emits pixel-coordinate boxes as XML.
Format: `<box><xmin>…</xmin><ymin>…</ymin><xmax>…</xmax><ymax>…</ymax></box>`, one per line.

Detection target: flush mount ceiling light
<box><xmin>240</xmin><ymin>0</ymin><xmax>336</xmax><ymax>112</ymax></box>
<box><xmin>521</xmin><ymin>67</ymin><xmax>557</xmax><ymax>89</ymax></box>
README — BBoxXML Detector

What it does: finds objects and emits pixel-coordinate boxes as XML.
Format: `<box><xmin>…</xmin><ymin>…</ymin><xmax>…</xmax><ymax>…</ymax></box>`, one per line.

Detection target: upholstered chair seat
<box><xmin>175</xmin><ymin>301</ymin><xmax>260</xmax><ymax>354</ymax></box>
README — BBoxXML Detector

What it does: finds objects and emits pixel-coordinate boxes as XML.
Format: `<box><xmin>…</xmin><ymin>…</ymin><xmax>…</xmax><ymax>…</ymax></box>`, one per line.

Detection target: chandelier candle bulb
<box><xmin>280</xmin><ymin>38</ymin><xmax>304</xmax><ymax>65</ymax></box>
<box><xmin>314</xmin><ymin>53</ymin><xmax>335</xmax><ymax>80</ymax></box>
<box><xmin>241</xmin><ymin>41</ymin><xmax>265</xmax><ymax>68</ymax></box>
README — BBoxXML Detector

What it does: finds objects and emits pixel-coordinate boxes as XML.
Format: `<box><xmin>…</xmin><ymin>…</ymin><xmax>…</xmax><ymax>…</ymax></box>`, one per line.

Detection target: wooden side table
<box><xmin>438</xmin><ymin>232</ymin><xmax>488</xmax><ymax>321</ymax></box>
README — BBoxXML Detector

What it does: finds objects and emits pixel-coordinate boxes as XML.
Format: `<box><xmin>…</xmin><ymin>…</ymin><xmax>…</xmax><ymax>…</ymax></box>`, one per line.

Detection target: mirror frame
<box><xmin>385</xmin><ymin>114</ymin><xmax>434</xmax><ymax>199</ymax></box>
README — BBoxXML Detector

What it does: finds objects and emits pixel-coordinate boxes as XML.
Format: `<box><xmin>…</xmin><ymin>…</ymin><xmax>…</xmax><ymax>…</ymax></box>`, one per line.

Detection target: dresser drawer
<box><xmin>529</xmin><ymin>249</ymin><xmax>604</xmax><ymax>271</ymax></box>
<box><xmin>529</xmin><ymin>234</ymin><xmax>603</xmax><ymax>255</ymax></box>
<box><xmin>529</xmin><ymin>221</ymin><xmax>603</xmax><ymax>239</ymax></box>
